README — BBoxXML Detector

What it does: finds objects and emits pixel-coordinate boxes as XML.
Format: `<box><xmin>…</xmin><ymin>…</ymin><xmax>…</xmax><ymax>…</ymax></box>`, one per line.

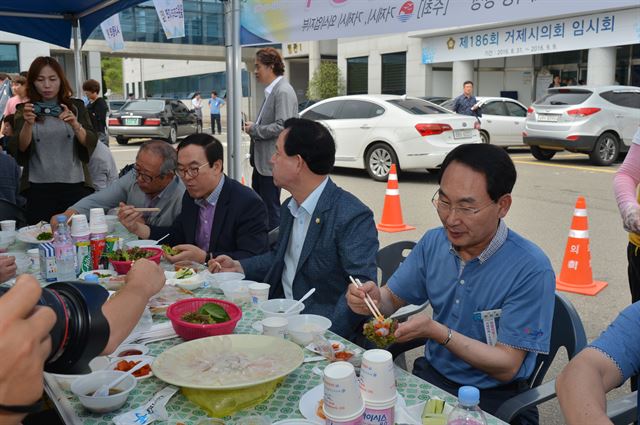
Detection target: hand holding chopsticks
<box><xmin>349</xmin><ymin>276</ymin><xmax>384</xmax><ymax>321</ymax></box>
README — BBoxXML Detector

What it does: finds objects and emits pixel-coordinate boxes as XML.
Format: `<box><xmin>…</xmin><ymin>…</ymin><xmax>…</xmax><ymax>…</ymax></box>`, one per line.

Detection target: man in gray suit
<box><xmin>244</xmin><ymin>47</ymin><xmax>298</xmax><ymax>230</ymax></box>
<box><xmin>211</xmin><ymin>118</ymin><xmax>378</xmax><ymax>340</ymax></box>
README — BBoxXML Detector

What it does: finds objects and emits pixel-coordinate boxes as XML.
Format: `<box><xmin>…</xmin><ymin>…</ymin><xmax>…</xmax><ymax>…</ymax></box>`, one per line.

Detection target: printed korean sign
<box><xmin>240</xmin><ymin>0</ymin><xmax>639</xmax><ymax>45</ymax></box>
<box><xmin>100</xmin><ymin>14</ymin><xmax>125</xmax><ymax>51</ymax></box>
<box><xmin>421</xmin><ymin>8</ymin><xmax>640</xmax><ymax>63</ymax></box>
<box><xmin>153</xmin><ymin>0</ymin><xmax>185</xmax><ymax>39</ymax></box>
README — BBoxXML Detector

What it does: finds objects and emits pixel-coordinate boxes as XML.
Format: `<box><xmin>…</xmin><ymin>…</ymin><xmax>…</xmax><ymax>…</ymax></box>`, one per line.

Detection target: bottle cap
<box><xmin>56</xmin><ymin>215</ymin><xmax>67</xmax><ymax>224</ymax></box>
<box><xmin>83</xmin><ymin>273</ymin><xmax>99</xmax><ymax>283</ymax></box>
<box><xmin>458</xmin><ymin>386</ymin><xmax>480</xmax><ymax>406</ymax></box>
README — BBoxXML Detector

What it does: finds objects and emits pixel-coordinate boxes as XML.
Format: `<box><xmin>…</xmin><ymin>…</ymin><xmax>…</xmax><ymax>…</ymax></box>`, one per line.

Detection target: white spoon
<box><xmin>91</xmin><ymin>361</ymin><xmax>149</xmax><ymax>397</ymax></box>
<box><xmin>283</xmin><ymin>287</ymin><xmax>316</xmax><ymax>314</ymax></box>
<box><xmin>154</xmin><ymin>233</ymin><xmax>170</xmax><ymax>245</ymax></box>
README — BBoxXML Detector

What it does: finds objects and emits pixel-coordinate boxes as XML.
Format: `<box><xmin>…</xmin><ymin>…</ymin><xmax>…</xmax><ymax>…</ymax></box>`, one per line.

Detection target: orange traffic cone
<box><xmin>241</xmin><ymin>175</ymin><xmax>246</xmax><ymax>186</ymax></box>
<box><xmin>556</xmin><ymin>196</ymin><xmax>607</xmax><ymax>295</ymax></box>
<box><xmin>376</xmin><ymin>164</ymin><xmax>415</xmax><ymax>233</ymax></box>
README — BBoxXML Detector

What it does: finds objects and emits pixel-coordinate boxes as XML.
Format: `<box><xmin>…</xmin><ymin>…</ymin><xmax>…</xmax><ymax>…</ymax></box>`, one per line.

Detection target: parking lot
<box><xmin>109</xmin><ymin>139</ymin><xmax>629</xmax><ymax>424</ymax></box>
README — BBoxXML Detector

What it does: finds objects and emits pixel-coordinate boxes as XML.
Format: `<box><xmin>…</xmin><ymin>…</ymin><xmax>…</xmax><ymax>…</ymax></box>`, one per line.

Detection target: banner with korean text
<box><xmin>100</xmin><ymin>14</ymin><xmax>125</xmax><ymax>51</ymax></box>
<box><xmin>239</xmin><ymin>0</ymin><xmax>639</xmax><ymax>45</ymax></box>
<box><xmin>421</xmin><ymin>9</ymin><xmax>640</xmax><ymax>64</ymax></box>
<box><xmin>153</xmin><ymin>0</ymin><xmax>185</xmax><ymax>39</ymax></box>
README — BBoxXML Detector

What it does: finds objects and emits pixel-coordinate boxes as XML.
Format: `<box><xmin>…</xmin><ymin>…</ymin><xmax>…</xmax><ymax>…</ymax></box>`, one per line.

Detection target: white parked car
<box><xmin>441</xmin><ymin>96</ymin><xmax>528</xmax><ymax>146</ymax></box>
<box><xmin>300</xmin><ymin>95</ymin><xmax>481</xmax><ymax>181</ymax></box>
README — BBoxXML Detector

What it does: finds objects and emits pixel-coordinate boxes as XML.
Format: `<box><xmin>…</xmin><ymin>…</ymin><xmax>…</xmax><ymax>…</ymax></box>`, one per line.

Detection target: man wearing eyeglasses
<box><xmin>347</xmin><ymin>144</ymin><xmax>555</xmax><ymax>425</ymax></box>
<box><xmin>53</xmin><ymin>140</ymin><xmax>185</xmax><ymax>227</ymax></box>
<box><xmin>119</xmin><ymin>133</ymin><xmax>268</xmax><ymax>263</ymax></box>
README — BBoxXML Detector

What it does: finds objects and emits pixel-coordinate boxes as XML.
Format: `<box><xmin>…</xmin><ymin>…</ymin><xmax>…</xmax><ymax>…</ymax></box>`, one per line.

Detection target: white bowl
<box><xmin>108</xmin><ymin>355</ymin><xmax>154</xmax><ymax>380</ymax></box>
<box><xmin>49</xmin><ymin>356</ymin><xmax>110</xmax><ymax>391</ymax></box>
<box><xmin>0</xmin><ymin>231</ymin><xmax>15</xmax><ymax>251</ymax></box>
<box><xmin>165</xmin><ymin>270</ymin><xmax>204</xmax><ymax>290</ymax></box>
<box><xmin>258</xmin><ymin>298</ymin><xmax>305</xmax><ymax>318</ymax></box>
<box><xmin>111</xmin><ymin>343</ymin><xmax>149</xmax><ymax>358</ymax></box>
<box><xmin>71</xmin><ymin>370</ymin><xmax>136</xmax><ymax>413</ymax></box>
<box><xmin>126</xmin><ymin>239</ymin><xmax>159</xmax><ymax>249</ymax></box>
<box><xmin>220</xmin><ymin>280</ymin><xmax>251</xmax><ymax>304</ymax></box>
<box><xmin>287</xmin><ymin>314</ymin><xmax>332</xmax><ymax>346</ymax></box>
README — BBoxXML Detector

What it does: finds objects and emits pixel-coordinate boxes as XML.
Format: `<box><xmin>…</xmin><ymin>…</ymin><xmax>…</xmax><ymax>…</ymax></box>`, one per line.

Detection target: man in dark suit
<box><xmin>211</xmin><ymin>118</ymin><xmax>378</xmax><ymax>339</ymax></box>
<box><xmin>244</xmin><ymin>47</ymin><xmax>298</xmax><ymax>231</ymax></box>
<box><xmin>119</xmin><ymin>134</ymin><xmax>268</xmax><ymax>263</ymax></box>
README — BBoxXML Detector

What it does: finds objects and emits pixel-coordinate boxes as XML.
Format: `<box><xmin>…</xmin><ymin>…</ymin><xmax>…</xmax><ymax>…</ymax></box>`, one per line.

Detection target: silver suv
<box><xmin>524</xmin><ymin>86</ymin><xmax>640</xmax><ymax>165</ymax></box>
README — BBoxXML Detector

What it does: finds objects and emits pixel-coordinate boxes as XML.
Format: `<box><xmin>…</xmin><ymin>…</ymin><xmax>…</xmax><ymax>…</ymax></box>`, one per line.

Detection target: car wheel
<box><xmin>365</xmin><ymin>143</ymin><xmax>398</xmax><ymax>182</ymax></box>
<box><xmin>115</xmin><ymin>136</ymin><xmax>128</xmax><ymax>145</ymax></box>
<box><xmin>530</xmin><ymin>146</ymin><xmax>556</xmax><ymax>161</ymax></box>
<box><xmin>166</xmin><ymin>125</ymin><xmax>177</xmax><ymax>144</ymax></box>
<box><xmin>589</xmin><ymin>132</ymin><xmax>619</xmax><ymax>166</ymax></box>
<box><xmin>480</xmin><ymin>130</ymin><xmax>490</xmax><ymax>144</ymax></box>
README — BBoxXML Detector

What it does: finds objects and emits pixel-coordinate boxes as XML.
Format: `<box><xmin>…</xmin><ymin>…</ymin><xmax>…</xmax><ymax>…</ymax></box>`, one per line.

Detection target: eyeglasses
<box><xmin>431</xmin><ymin>190</ymin><xmax>495</xmax><ymax>217</ymax></box>
<box><xmin>176</xmin><ymin>162</ymin><xmax>209</xmax><ymax>179</ymax></box>
<box><xmin>133</xmin><ymin>166</ymin><xmax>163</xmax><ymax>184</ymax></box>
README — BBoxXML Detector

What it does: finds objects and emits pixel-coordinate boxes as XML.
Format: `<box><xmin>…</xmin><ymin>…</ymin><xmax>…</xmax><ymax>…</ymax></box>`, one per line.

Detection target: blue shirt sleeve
<box><xmin>590</xmin><ymin>302</ymin><xmax>640</xmax><ymax>382</ymax></box>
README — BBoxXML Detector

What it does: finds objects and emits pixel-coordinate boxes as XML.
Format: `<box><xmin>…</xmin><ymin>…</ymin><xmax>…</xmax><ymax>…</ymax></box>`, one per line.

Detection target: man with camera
<box><xmin>0</xmin><ymin>259</ymin><xmax>165</xmax><ymax>424</ymax></box>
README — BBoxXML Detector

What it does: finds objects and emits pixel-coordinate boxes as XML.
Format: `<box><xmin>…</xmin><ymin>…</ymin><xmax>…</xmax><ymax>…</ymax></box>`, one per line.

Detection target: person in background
<box><xmin>88</xmin><ymin>141</ymin><xmax>118</xmax><ymax>192</ymax></box>
<box><xmin>127</xmin><ymin>93</ymin><xmax>135</xmax><ymax>100</ymax></box>
<box><xmin>2</xmin><ymin>75</ymin><xmax>28</xmax><ymax>119</ymax></box>
<box><xmin>548</xmin><ymin>75</ymin><xmax>564</xmax><ymax>88</ymax></box>
<box><xmin>0</xmin><ymin>149</ymin><xmax>22</xmax><ymax>206</ymax></box>
<box><xmin>557</xmin><ymin>301</ymin><xmax>640</xmax><ymax>425</ymax></box>
<box><xmin>347</xmin><ymin>144</ymin><xmax>555</xmax><ymax>424</ymax></box>
<box><xmin>210</xmin><ymin>118</ymin><xmax>377</xmax><ymax>340</ymax></box>
<box><xmin>612</xmin><ymin>126</ymin><xmax>640</xmax><ymax>396</ymax></box>
<box><xmin>0</xmin><ymin>114</ymin><xmax>14</xmax><ymax>151</ymax></box>
<box><xmin>119</xmin><ymin>133</ymin><xmax>268</xmax><ymax>263</ymax></box>
<box><xmin>0</xmin><ymin>73</ymin><xmax>11</xmax><ymax>120</ymax></box>
<box><xmin>452</xmin><ymin>80</ymin><xmax>482</xmax><ymax>118</ymax></box>
<box><xmin>8</xmin><ymin>56</ymin><xmax>97</xmax><ymax>224</ymax></box>
<box><xmin>191</xmin><ymin>92</ymin><xmax>203</xmax><ymax>128</ymax></box>
<box><xmin>53</xmin><ymin>140</ymin><xmax>184</xmax><ymax>227</ymax></box>
<box><xmin>83</xmin><ymin>79</ymin><xmax>109</xmax><ymax>147</ymax></box>
<box><xmin>244</xmin><ymin>47</ymin><xmax>299</xmax><ymax>231</ymax></box>
<box><xmin>208</xmin><ymin>90</ymin><xmax>224</xmax><ymax>135</ymax></box>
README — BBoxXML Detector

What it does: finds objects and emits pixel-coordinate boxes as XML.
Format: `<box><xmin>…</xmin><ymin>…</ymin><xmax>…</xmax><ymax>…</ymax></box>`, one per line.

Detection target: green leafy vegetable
<box><xmin>37</xmin><ymin>232</ymin><xmax>53</xmax><ymax>241</ymax></box>
<box><xmin>363</xmin><ymin>317</ymin><xmax>398</xmax><ymax>348</ymax></box>
<box><xmin>175</xmin><ymin>267</ymin><xmax>195</xmax><ymax>279</ymax></box>
<box><xmin>162</xmin><ymin>244</ymin><xmax>178</xmax><ymax>256</ymax></box>
<box><xmin>106</xmin><ymin>247</ymin><xmax>153</xmax><ymax>262</ymax></box>
<box><xmin>181</xmin><ymin>302</ymin><xmax>231</xmax><ymax>324</ymax></box>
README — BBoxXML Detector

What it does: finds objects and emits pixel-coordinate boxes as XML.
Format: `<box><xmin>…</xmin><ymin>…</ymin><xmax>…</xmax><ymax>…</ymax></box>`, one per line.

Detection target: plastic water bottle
<box><xmin>54</xmin><ymin>215</ymin><xmax>76</xmax><ymax>281</ymax></box>
<box><xmin>446</xmin><ymin>386</ymin><xmax>487</xmax><ymax>425</ymax></box>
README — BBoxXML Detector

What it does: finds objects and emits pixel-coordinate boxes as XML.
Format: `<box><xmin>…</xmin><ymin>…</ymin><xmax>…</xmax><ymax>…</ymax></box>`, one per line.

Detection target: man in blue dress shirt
<box><xmin>452</xmin><ymin>80</ymin><xmax>482</xmax><ymax>117</ymax></box>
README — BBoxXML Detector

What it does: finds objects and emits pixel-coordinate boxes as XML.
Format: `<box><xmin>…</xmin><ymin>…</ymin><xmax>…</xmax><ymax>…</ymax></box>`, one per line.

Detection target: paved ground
<box><xmin>108</xmin><ymin>137</ymin><xmax>631</xmax><ymax>424</ymax></box>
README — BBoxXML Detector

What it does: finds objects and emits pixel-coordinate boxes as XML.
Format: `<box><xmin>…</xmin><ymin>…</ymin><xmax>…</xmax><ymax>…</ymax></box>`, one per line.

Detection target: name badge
<box><xmin>473</xmin><ymin>309</ymin><xmax>502</xmax><ymax>346</ymax></box>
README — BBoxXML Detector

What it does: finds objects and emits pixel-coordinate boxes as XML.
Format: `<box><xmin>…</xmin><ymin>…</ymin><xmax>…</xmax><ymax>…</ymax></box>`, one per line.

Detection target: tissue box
<box><xmin>39</xmin><ymin>242</ymin><xmax>57</xmax><ymax>282</ymax></box>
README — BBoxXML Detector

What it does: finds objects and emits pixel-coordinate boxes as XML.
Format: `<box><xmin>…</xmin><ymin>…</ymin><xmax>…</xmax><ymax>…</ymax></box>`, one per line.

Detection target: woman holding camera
<box><xmin>8</xmin><ymin>56</ymin><xmax>97</xmax><ymax>224</ymax></box>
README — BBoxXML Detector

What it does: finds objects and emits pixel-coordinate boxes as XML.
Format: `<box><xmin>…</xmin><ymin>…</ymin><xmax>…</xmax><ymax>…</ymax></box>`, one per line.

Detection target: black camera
<box><xmin>0</xmin><ymin>281</ymin><xmax>110</xmax><ymax>374</ymax></box>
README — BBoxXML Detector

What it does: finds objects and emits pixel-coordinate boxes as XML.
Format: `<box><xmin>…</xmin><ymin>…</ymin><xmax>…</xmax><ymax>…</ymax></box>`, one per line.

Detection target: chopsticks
<box><xmin>133</xmin><ymin>207</ymin><xmax>160</xmax><ymax>212</ymax></box>
<box><xmin>349</xmin><ymin>276</ymin><xmax>384</xmax><ymax>321</ymax></box>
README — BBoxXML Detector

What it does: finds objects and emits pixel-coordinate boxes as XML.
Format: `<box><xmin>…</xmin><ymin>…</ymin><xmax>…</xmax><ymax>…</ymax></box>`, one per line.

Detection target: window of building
<box><xmin>0</xmin><ymin>44</ymin><xmax>19</xmax><ymax>73</ymax></box>
<box><xmin>381</xmin><ymin>52</ymin><xmax>406</xmax><ymax>95</ymax></box>
<box><xmin>346</xmin><ymin>57</ymin><xmax>368</xmax><ymax>95</ymax></box>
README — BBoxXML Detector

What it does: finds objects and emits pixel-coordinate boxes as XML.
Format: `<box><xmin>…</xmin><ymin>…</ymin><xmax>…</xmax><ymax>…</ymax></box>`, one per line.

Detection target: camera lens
<box><xmin>0</xmin><ymin>281</ymin><xmax>110</xmax><ymax>374</ymax></box>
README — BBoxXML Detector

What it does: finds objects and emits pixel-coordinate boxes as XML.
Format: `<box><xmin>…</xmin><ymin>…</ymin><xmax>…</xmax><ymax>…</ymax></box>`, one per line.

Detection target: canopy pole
<box><xmin>224</xmin><ymin>0</ymin><xmax>242</xmax><ymax>181</ymax></box>
<box><xmin>72</xmin><ymin>20</ymin><xmax>83</xmax><ymax>98</ymax></box>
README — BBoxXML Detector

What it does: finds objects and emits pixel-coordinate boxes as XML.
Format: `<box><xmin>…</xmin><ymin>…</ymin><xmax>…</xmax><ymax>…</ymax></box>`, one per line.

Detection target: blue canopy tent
<box><xmin>0</xmin><ymin>0</ymin><xmax>245</xmax><ymax>180</ymax></box>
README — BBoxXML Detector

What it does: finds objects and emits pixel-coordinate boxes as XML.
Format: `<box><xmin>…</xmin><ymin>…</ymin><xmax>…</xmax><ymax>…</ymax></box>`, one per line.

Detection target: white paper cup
<box><xmin>249</xmin><ymin>282</ymin><xmax>270</xmax><ymax>304</ymax></box>
<box><xmin>359</xmin><ymin>349</ymin><xmax>397</xmax><ymax>403</ymax></box>
<box><xmin>70</xmin><ymin>214</ymin><xmax>90</xmax><ymax>237</ymax></box>
<box><xmin>0</xmin><ymin>220</ymin><xmax>16</xmax><ymax>232</ymax></box>
<box><xmin>89</xmin><ymin>208</ymin><xmax>108</xmax><ymax>234</ymax></box>
<box><xmin>261</xmin><ymin>316</ymin><xmax>288</xmax><ymax>338</ymax></box>
<box><xmin>323</xmin><ymin>361</ymin><xmax>365</xmax><ymax>420</ymax></box>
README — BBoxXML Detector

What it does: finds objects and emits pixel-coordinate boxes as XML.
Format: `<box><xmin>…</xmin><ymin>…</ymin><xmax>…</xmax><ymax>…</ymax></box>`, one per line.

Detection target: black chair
<box><xmin>0</xmin><ymin>199</ymin><xmax>27</xmax><ymax>228</ymax></box>
<box><xmin>267</xmin><ymin>226</ymin><xmax>279</xmax><ymax>250</ymax></box>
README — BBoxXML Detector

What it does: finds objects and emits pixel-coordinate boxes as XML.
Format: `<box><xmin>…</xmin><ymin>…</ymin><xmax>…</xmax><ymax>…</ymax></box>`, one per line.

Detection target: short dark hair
<box><xmin>438</xmin><ymin>144</ymin><xmax>516</xmax><ymax>202</ymax></box>
<box><xmin>0</xmin><ymin>73</ymin><xmax>10</xmax><ymax>81</ymax></box>
<box><xmin>463</xmin><ymin>80</ymin><xmax>474</xmax><ymax>87</ymax></box>
<box><xmin>256</xmin><ymin>47</ymin><xmax>285</xmax><ymax>76</ymax></box>
<box><xmin>283</xmin><ymin>118</ymin><xmax>335</xmax><ymax>175</ymax></box>
<box><xmin>177</xmin><ymin>133</ymin><xmax>224</xmax><ymax>171</ymax></box>
<box><xmin>211</xmin><ymin>90</ymin><xmax>217</xmax><ymax>96</ymax></box>
<box><xmin>82</xmin><ymin>79</ymin><xmax>100</xmax><ymax>94</ymax></box>
<box><xmin>2</xmin><ymin>114</ymin><xmax>14</xmax><ymax>127</ymax></box>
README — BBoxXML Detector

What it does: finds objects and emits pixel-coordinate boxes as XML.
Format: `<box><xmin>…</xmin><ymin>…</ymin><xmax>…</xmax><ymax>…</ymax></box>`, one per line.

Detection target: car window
<box><xmin>172</xmin><ymin>101</ymin><xmax>189</xmax><ymax>114</ymax></box>
<box><xmin>440</xmin><ymin>99</ymin><xmax>455</xmax><ymax>111</ymax></box>
<box><xmin>535</xmin><ymin>89</ymin><xmax>593</xmax><ymax>106</ymax></box>
<box><xmin>598</xmin><ymin>90</ymin><xmax>640</xmax><ymax>109</ymax></box>
<box><xmin>480</xmin><ymin>101</ymin><xmax>508</xmax><ymax>116</ymax></box>
<box><xmin>505</xmin><ymin>101</ymin><xmax>527</xmax><ymax>117</ymax></box>
<box><xmin>335</xmin><ymin>100</ymin><xmax>384</xmax><ymax>119</ymax></box>
<box><xmin>387</xmin><ymin>99</ymin><xmax>447</xmax><ymax>114</ymax></box>
<box><xmin>121</xmin><ymin>100</ymin><xmax>165</xmax><ymax>112</ymax></box>
<box><xmin>301</xmin><ymin>100</ymin><xmax>343</xmax><ymax>120</ymax></box>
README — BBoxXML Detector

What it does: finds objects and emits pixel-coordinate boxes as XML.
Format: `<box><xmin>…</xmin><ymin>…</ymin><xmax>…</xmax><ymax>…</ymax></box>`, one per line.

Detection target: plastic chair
<box><xmin>376</xmin><ymin>241</ymin><xmax>429</xmax><ymax>323</ymax></box>
<box><xmin>0</xmin><ymin>199</ymin><xmax>27</xmax><ymax>228</ymax></box>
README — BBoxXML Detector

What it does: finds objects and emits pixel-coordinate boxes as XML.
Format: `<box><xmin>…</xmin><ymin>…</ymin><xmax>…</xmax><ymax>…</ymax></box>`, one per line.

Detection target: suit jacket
<box><xmin>240</xmin><ymin>179</ymin><xmax>378</xmax><ymax>339</ymax></box>
<box><xmin>249</xmin><ymin>78</ymin><xmax>298</xmax><ymax>176</ymax></box>
<box><xmin>150</xmin><ymin>177</ymin><xmax>268</xmax><ymax>259</ymax></box>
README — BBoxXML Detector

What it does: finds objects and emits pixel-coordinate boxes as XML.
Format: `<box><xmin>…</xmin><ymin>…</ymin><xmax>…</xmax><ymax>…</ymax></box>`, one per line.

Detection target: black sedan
<box><xmin>108</xmin><ymin>99</ymin><xmax>201</xmax><ymax>145</ymax></box>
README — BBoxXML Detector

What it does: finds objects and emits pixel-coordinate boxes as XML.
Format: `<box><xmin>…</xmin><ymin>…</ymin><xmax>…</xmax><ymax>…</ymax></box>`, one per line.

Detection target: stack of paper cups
<box><xmin>360</xmin><ymin>349</ymin><xmax>397</xmax><ymax>425</ymax></box>
<box><xmin>89</xmin><ymin>208</ymin><xmax>108</xmax><ymax>270</ymax></box>
<box><xmin>70</xmin><ymin>215</ymin><xmax>92</xmax><ymax>275</ymax></box>
<box><xmin>323</xmin><ymin>361</ymin><xmax>365</xmax><ymax>425</ymax></box>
